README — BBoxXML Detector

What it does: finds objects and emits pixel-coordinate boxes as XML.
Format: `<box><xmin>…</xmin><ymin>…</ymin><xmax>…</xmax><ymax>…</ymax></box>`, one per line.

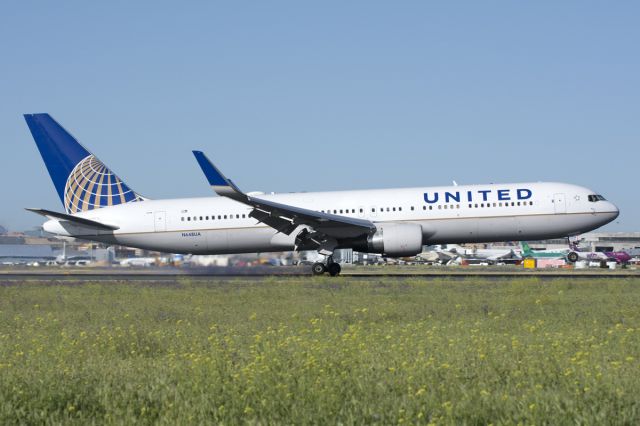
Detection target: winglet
<box><xmin>192</xmin><ymin>151</ymin><xmax>246</xmax><ymax>201</ymax></box>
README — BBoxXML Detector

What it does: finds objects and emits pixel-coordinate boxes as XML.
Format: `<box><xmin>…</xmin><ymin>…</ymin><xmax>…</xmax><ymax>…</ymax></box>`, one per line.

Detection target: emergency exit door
<box><xmin>553</xmin><ymin>193</ymin><xmax>566</xmax><ymax>214</ymax></box>
<box><xmin>154</xmin><ymin>211</ymin><xmax>166</xmax><ymax>232</ymax></box>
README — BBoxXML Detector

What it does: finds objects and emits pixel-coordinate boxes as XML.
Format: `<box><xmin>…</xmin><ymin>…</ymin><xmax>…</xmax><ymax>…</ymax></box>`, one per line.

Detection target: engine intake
<box><xmin>366</xmin><ymin>223</ymin><xmax>423</xmax><ymax>257</ymax></box>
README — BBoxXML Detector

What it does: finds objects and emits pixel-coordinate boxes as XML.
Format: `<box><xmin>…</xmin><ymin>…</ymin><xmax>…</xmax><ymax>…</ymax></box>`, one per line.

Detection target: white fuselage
<box><xmin>43</xmin><ymin>182</ymin><xmax>619</xmax><ymax>255</ymax></box>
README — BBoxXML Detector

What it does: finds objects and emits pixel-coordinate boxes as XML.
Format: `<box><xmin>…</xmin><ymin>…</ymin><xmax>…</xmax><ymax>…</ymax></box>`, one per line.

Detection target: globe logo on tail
<box><xmin>64</xmin><ymin>155</ymin><xmax>144</xmax><ymax>214</ymax></box>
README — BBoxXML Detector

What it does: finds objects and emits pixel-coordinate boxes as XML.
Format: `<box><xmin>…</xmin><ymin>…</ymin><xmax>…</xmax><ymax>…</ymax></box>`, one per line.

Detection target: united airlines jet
<box><xmin>24</xmin><ymin>114</ymin><xmax>619</xmax><ymax>276</ymax></box>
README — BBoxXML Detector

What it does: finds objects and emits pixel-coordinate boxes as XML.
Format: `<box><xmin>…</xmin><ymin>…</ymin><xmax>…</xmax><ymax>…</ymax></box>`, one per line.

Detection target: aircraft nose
<box><xmin>609</xmin><ymin>202</ymin><xmax>620</xmax><ymax>220</ymax></box>
<box><xmin>600</xmin><ymin>201</ymin><xmax>620</xmax><ymax>225</ymax></box>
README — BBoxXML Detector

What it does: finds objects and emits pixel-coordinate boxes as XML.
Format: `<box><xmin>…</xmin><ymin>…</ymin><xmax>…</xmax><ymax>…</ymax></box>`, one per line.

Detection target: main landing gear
<box><xmin>312</xmin><ymin>255</ymin><xmax>342</xmax><ymax>276</ymax></box>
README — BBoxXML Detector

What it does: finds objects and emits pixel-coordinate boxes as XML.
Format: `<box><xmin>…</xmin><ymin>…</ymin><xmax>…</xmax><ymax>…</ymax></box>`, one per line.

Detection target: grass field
<box><xmin>1</xmin><ymin>277</ymin><xmax>639</xmax><ymax>424</ymax></box>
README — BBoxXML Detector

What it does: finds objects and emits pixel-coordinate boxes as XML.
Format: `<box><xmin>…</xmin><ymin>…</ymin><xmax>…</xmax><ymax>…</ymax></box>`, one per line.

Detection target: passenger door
<box><xmin>553</xmin><ymin>193</ymin><xmax>566</xmax><ymax>214</ymax></box>
<box><xmin>154</xmin><ymin>211</ymin><xmax>167</xmax><ymax>232</ymax></box>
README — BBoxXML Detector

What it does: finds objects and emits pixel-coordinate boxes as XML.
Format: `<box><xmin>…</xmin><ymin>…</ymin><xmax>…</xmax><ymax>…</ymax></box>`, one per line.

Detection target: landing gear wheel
<box><xmin>312</xmin><ymin>262</ymin><xmax>327</xmax><ymax>275</ymax></box>
<box><xmin>567</xmin><ymin>252</ymin><xmax>579</xmax><ymax>263</ymax></box>
<box><xmin>327</xmin><ymin>262</ymin><xmax>341</xmax><ymax>277</ymax></box>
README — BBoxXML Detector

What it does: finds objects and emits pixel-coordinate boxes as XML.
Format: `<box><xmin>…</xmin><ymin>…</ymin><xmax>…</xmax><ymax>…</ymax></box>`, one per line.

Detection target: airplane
<box><xmin>417</xmin><ymin>246</ymin><xmax>458</xmax><ymax>264</ymax></box>
<box><xmin>519</xmin><ymin>242</ymin><xmax>570</xmax><ymax>259</ymax></box>
<box><xmin>565</xmin><ymin>245</ymin><xmax>631</xmax><ymax>264</ymax></box>
<box><xmin>418</xmin><ymin>244</ymin><xmax>517</xmax><ymax>265</ymax></box>
<box><xmin>521</xmin><ymin>241</ymin><xmax>631</xmax><ymax>264</ymax></box>
<box><xmin>441</xmin><ymin>244</ymin><xmax>519</xmax><ymax>263</ymax></box>
<box><xmin>23</xmin><ymin>113</ymin><xmax>620</xmax><ymax>276</ymax></box>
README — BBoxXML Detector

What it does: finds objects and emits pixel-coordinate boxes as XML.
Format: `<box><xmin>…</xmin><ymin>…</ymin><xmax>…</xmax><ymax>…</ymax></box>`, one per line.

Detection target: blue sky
<box><xmin>0</xmin><ymin>1</ymin><xmax>638</xmax><ymax>232</ymax></box>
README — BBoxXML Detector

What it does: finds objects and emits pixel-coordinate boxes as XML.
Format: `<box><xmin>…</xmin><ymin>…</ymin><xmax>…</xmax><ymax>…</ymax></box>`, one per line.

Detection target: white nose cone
<box><xmin>610</xmin><ymin>202</ymin><xmax>620</xmax><ymax>219</ymax></box>
<box><xmin>43</xmin><ymin>219</ymin><xmax>71</xmax><ymax>236</ymax></box>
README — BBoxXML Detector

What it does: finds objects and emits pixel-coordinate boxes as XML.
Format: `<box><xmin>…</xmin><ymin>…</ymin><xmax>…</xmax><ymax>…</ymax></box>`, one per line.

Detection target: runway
<box><xmin>1</xmin><ymin>266</ymin><xmax>639</xmax><ymax>282</ymax></box>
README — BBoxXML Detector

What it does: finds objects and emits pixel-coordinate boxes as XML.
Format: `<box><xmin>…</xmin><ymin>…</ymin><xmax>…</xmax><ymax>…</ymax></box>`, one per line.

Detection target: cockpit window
<box><xmin>588</xmin><ymin>194</ymin><xmax>606</xmax><ymax>202</ymax></box>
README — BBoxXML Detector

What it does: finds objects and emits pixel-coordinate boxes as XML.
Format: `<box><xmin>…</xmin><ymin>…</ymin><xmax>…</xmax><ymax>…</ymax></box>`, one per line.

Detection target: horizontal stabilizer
<box><xmin>25</xmin><ymin>208</ymin><xmax>119</xmax><ymax>231</ymax></box>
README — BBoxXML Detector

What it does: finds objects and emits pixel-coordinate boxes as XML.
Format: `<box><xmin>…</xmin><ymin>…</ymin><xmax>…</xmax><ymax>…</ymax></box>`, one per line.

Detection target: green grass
<box><xmin>1</xmin><ymin>277</ymin><xmax>639</xmax><ymax>424</ymax></box>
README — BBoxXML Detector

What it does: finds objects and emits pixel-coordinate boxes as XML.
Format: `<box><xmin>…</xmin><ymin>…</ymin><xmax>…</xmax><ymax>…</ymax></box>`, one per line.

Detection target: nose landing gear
<box><xmin>311</xmin><ymin>255</ymin><xmax>342</xmax><ymax>276</ymax></box>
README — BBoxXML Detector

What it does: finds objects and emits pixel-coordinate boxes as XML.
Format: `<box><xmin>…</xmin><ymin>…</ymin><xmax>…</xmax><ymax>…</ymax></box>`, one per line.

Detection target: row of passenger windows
<box><xmin>466</xmin><ymin>201</ymin><xmax>533</xmax><ymax>208</ymax></box>
<box><xmin>414</xmin><ymin>201</ymin><xmax>533</xmax><ymax>210</ymax></box>
<box><xmin>180</xmin><ymin>201</ymin><xmax>535</xmax><ymax>223</ymax></box>
<box><xmin>321</xmin><ymin>208</ymin><xmax>364</xmax><ymax>214</ymax></box>
<box><xmin>181</xmin><ymin>214</ymin><xmax>247</xmax><ymax>222</ymax></box>
<box><xmin>323</xmin><ymin>201</ymin><xmax>534</xmax><ymax>214</ymax></box>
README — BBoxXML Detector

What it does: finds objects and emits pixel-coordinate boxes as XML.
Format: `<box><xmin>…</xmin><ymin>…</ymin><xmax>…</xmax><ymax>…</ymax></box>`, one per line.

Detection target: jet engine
<box><xmin>364</xmin><ymin>223</ymin><xmax>424</xmax><ymax>257</ymax></box>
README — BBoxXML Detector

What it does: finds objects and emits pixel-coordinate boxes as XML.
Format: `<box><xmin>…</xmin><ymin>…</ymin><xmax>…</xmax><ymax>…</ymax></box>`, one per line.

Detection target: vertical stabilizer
<box><xmin>24</xmin><ymin>113</ymin><xmax>145</xmax><ymax>214</ymax></box>
<box><xmin>520</xmin><ymin>242</ymin><xmax>532</xmax><ymax>256</ymax></box>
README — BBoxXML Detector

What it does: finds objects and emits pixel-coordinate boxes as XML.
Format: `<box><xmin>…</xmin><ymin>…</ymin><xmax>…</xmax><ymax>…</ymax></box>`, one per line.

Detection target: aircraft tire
<box><xmin>312</xmin><ymin>262</ymin><xmax>327</xmax><ymax>275</ymax></box>
<box><xmin>567</xmin><ymin>252</ymin><xmax>579</xmax><ymax>263</ymax></box>
<box><xmin>328</xmin><ymin>262</ymin><xmax>341</xmax><ymax>277</ymax></box>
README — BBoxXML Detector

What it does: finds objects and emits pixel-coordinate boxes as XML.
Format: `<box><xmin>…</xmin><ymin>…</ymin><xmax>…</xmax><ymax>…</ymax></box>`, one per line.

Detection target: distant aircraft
<box><xmin>24</xmin><ymin>113</ymin><xmax>620</xmax><ymax>276</ymax></box>
<box><xmin>445</xmin><ymin>244</ymin><xmax>519</xmax><ymax>263</ymax></box>
<box><xmin>421</xmin><ymin>244</ymin><xmax>518</xmax><ymax>265</ymax></box>
<box><xmin>120</xmin><ymin>257</ymin><xmax>156</xmax><ymax>267</ymax></box>
<box><xmin>566</xmin><ymin>245</ymin><xmax>631</xmax><ymax>264</ymax></box>
<box><xmin>520</xmin><ymin>242</ymin><xmax>570</xmax><ymax>259</ymax></box>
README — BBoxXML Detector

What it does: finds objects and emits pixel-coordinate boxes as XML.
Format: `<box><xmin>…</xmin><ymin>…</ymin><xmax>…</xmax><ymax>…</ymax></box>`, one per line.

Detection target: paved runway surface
<box><xmin>1</xmin><ymin>266</ymin><xmax>639</xmax><ymax>281</ymax></box>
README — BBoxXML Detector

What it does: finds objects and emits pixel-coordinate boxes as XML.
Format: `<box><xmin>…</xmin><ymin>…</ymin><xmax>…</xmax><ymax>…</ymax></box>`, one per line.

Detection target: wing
<box><xmin>192</xmin><ymin>151</ymin><xmax>376</xmax><ymax>246</ymax></box>
<box><xmin>26</xmin><ymin>208</ymin><xmax>119</xmax><ymax>231</ymax></box>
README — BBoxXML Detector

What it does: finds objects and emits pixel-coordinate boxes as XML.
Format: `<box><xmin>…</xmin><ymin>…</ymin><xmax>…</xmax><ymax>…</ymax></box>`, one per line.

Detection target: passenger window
<box><xmin>529</xmin><ymin>201</ymin><xmax>533</xmax><ymax>205</ymax></box>
<box><xmin>511</xmin><ymin>202</ymin><xmax>515</xmax><ymax>206</ymax></box>
<box><xmin>236</xmin><ymin>214</ymin><xmax>240</xmax><ymax>218</ymax></box>
<box><xmin>352</xmin><ymin>209</ymin><xmax>355</xmax><ymax>213</ymax></box>
<box><xmin>218</xmin><ymin>215</ymin><xmax>221</xmax><ymax>219</ymax></box>
<box><xmin>392</xmin><ymin>207</ymin><xmax>396</xmax><ymax>212</ymax></box>
<box><xmin>399</xmin><ymin>207</ymin><xmax>402</xmax><ymax>211</ymax></box>
<box><xmin>422</xmin><ymin>206</ymin><xmax>426</xmax><ymax>210</ymax></box>
<box><xmin>475</xmin><ymin>204</ymin><xmax>478</xmax><ymax>208</ymax></box>
<box><xmin>242</xmin><ymin>214</ymin><xmax>246</xmax><ymax>218</ymax></box>
<box><xmin>187</xmin><ymin>217</ymin><xmax>191</xmax><ymax>221</ymax></box>
<box><xmin>438</xmin><ymin>205</ymin><xmax>442</xmax><ymax>210</ymax></box>
<box><xmin>517</xmin><ymin>202</ymin><xmax>521</xmax><ymax>206</ymax></box>
<box><xmin>429</xmin><ymin>206</ymin><xmax>433</xmax><ymax>210</ymax></box>
<box><xmin>468</xmin><ymin>204</ymin><xmax>472</xmax><ymax>208</ymax></box>
<box><xmin>372</xmin><ymin>208</ymin><xmax>376</xmax><ymax>212</ymax></box>
<box><xmin>224</xmin><ymin>215</ymin><xmax>227</xmax><ymax>219</ymax></box>
<box><xmin>411</xmin><ymin>206</ymin><xmax>414</xmax><ymax>211</ymax></box>
<box><xmin>359</xmin><ymin>208</ymin><xmax>363</xmax><ymax>213</ymax></box>
<box><xmin>181</xmin><ymin>217</ymin><xmax>184</xmax><ymax>221</ymax></box>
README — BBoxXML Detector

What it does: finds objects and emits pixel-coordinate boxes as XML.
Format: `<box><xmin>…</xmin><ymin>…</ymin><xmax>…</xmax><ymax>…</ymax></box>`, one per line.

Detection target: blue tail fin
<box><xmin>24</xmin><ymin>113</ymin><xmax>145</xmax><ymax>214</ymax></box>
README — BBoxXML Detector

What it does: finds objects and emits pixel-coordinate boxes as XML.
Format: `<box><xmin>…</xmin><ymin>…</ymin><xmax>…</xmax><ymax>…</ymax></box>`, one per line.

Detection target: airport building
<box><xmin>528</xmin><ymin>232</ymin><xmax>640</xmax><ymax>252</ymax></box>
<box><xmin>580</xmin><ymin>232</ymin><xmax>640</xmax><ymax>252</ymax></box>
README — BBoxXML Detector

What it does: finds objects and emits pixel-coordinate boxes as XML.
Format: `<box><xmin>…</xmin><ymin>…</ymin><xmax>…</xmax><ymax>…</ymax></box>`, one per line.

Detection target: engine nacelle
<box><xmin>366</xmin><ymin>223</ymin><xmax>423</xmax><ymax>257</ymax></box>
